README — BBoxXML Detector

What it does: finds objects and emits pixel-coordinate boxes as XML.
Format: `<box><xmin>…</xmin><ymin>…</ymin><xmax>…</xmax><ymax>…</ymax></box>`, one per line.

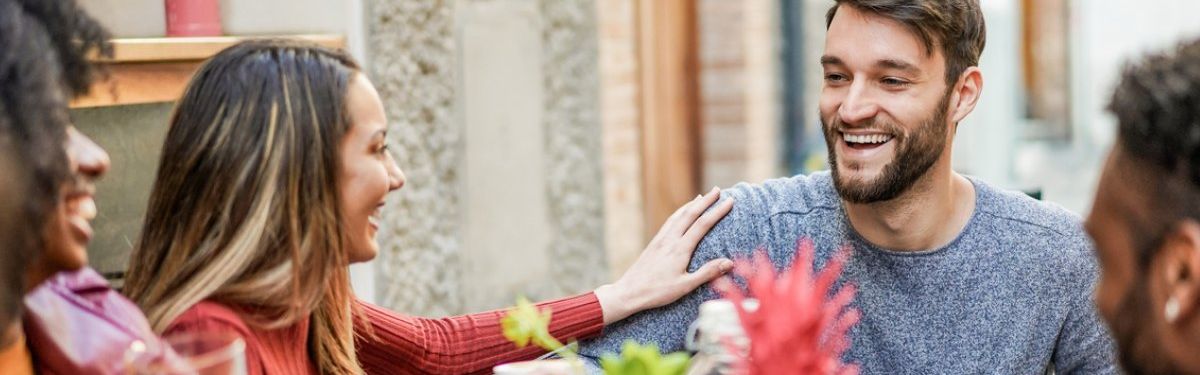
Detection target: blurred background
<box><xmin>74</xmin><ymin>0</ymin><xmax>1200</xmax><ymax>316</ymax></box>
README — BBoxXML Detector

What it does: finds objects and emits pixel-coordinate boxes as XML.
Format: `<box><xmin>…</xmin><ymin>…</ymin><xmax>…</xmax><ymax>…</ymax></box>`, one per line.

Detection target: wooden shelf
<box><xmin>71</xmin><ymin>34</ymin><xmax>346</xmax><ymax>108</ymax></box>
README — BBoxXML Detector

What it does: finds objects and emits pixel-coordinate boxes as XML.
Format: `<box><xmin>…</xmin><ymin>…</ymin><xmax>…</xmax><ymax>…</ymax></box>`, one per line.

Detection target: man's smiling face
<box><xmin>819</xmin><ymin>5</ymin><xmax>956</xmax><ymax>203</ymax></box>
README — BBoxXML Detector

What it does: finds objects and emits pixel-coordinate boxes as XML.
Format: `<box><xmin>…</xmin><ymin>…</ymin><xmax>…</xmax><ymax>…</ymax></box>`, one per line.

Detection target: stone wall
<box><xmin>367</xmin><ymin>0</ymin><xmax>465</xmax><ymax>316</ymax></box>
<box><xmin>539</xmin><ymin>0</ymin><xmax>608</xmax><ymax>295</ymax></box>
<box><xmin>366</xmin><ymin>0</ymin><xmax>607</xmax><ymax>316</ymax></box>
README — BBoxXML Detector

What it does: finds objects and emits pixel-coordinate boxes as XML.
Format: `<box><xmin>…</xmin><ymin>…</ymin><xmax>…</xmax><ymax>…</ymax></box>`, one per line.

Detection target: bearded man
<box><xmin>579</xmin><ymin>0</ymin><xmax>1118</xmax><ymax>373</ymax></box>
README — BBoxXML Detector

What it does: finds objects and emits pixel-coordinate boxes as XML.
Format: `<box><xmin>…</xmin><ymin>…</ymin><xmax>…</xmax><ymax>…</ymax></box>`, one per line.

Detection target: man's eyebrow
<box><xmin>877</xmin><ymin>59</ymin><xmax>921</xmax><ymax>75</ymax></box>
<box><xmin>821</xmin><ymin>55</ymin><xmax>922</xmax><ymax>75</ymax></box>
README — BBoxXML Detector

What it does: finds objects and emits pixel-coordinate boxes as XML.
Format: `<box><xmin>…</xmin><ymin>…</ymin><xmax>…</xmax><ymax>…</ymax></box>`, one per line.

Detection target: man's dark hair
<box><xmin>1108</xmin><ymin>38</ymin><xmax>1200</xmax><ymax>271</ymax></box>
<box><xmin>0</xmin><ymin>0</ymin><xmax>110</xmax><ymax>327</ymax></box>
<box><xmin>826</xmin><ymin>0</ymin><xmax>987</xmax><ymax>85</ymax></box>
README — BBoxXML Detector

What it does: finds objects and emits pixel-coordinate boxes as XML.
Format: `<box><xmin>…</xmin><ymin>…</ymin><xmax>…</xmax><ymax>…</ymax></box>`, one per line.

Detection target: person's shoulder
<box><xmin>165</xmin><ymin>301</ymin><xmax>253</xmax><ymax>338</ymax></box>
<box><xmin>973</xmin><ymin>177</ymin><xmax>1083</xmax><ymax>238</ymax></box>
<box><xmin>693</xmin><ymin>172</ymin><xmax>838</xmax><ymax>261</ymax></box>
<box><xmin>165</xmin><ymin>301</ymin><xmax>267</xmax><ymax>375</ymax></box>
<box><xmin>970</xmin><ymin>177</ymin><xmax>1096</xmax><ymax>271</ymax></box>
<box><xmin>721</xmin><ymin>171</ymin><xmax>839</xmax><ymax>218</ymax></box>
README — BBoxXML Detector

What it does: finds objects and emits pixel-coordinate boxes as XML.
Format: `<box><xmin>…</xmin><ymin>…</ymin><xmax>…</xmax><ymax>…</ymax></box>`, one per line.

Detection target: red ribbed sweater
<box><xmin>165</xmin><ymin>293</ymin><xmax>604</xmax><ymax>374</ymax></box>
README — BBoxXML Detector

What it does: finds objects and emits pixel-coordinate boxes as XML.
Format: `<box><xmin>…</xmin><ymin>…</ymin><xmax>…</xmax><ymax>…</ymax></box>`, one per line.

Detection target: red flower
<box><xmin>715</xmin><ymin>238</ymin><xmax>860</xmax><ymax>375</ymax></box>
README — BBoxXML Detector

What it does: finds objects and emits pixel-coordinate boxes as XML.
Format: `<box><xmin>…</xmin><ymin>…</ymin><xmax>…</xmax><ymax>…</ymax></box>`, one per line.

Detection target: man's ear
<box><xmin>1158</xmin><ymin>219</ymin><xmax>1200</xmax><ymax>326</ymax></box>
<box><xmin>949</xmin><ymin>67</ymin><xmax>983</xmax><ymax>124</ymax></box>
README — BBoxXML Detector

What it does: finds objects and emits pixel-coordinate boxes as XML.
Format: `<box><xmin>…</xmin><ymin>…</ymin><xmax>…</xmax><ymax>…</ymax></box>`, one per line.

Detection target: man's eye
<box><xmin>881</xmin><ymin>77</ymin><xmax>911</xmax><ymax>87</ymax></box>
<box><xmin>825</xmin><ymin>73</ymin><xmax>848</xmax><ymax>83</ymax></box>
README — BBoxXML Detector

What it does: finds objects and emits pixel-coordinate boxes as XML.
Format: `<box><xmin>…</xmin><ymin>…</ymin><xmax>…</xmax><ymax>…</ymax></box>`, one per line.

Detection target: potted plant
<box><xmin>713</xmin><ymin>239</ymin><xmax>860</xmax><ymax>375</ymax></box>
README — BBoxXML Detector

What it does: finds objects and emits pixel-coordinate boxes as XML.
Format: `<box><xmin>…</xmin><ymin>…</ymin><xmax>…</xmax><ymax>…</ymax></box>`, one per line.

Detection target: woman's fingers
<box><xmin>679</xmin><ymin>197</ymin><xmax>734</xmax><ymax>252</ymax></box>
<box><xmin>681</xmin><ymin>258</ymin><xmax>735</xmax><ymax>292</ymax></box>
<box><xmin>665</xmin><ymin>187</ymin><xmax>721</xmax><ymax>240</ymax></box>
<box><xmin>595</xmin><ymin>188</ymin><xmax>736</xmax><ymax>323</ymax></box>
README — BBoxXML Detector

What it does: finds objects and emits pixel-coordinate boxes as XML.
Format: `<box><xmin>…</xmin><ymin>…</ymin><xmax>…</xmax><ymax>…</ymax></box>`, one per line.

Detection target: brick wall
<box><xmin>699</xmin><ymin>0</ymin><xmax>782</xmax><ymax>189</ymax></box>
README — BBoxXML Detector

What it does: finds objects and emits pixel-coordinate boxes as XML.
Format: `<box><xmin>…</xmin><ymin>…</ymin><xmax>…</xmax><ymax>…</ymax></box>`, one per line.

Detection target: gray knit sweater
<box><xmin>580</xmin><ymin>172</ymin><xmax>1117</xmax><ymax>374</ymax></box>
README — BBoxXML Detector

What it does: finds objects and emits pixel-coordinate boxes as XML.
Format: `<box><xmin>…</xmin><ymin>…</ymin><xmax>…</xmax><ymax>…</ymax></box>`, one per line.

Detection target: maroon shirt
<box><xmin>23</xmin><ymin>268</ymin><xmax>168</xmax><ymax>374</ymax></box>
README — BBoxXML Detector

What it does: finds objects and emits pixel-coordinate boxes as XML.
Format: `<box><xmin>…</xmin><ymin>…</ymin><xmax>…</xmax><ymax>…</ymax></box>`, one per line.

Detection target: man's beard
<box><xmin>822</xmin><ymin>91</ymin><xmax>952</xmax><ymax>204</ymax></box>
<box><xmin>1109</xmin><ymin>277</ymin><xmax>1181</xmax><ymax>374</ymax></box>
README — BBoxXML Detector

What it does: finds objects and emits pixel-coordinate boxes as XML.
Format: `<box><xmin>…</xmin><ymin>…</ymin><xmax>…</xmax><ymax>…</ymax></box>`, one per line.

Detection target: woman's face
<box><xmin>41</xmin><ymin>126</ymin><xmax>110</xmax><ymax>272</ymax></box>
<box><xmin>338</xmin><ymin>74</ymin><xmax>405</xmax><ymax>263</ymax></box>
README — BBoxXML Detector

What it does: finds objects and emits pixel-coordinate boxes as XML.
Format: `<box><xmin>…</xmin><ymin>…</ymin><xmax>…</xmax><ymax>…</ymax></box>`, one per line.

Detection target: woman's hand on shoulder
<box><xmin>594</xmin><ymin>187</ymin><xmax>734</xmax><ymax>324</ymax></box>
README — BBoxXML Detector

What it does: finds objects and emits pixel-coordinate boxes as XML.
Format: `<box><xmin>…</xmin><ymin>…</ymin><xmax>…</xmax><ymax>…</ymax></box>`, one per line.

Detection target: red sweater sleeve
<box><xmin>356</xmin><ymin>292</ymin><xmax>604</xmax><ymax>375</ymax></box>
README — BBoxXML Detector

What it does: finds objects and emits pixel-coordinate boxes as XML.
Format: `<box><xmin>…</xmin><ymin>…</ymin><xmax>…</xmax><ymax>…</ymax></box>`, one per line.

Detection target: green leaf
<box><xmin>658</xmin><ymin>352</ymin><xmax>691</xmax><ymax>375</ymax></box>
<box><xmin>600</xmin><ymin>341</ymin><xmax>691</xmax><ymax>375</ymax></box>
<box><xmin>600</xmin><ymin>354</ymin><xmax>625</xmax><ymax>374</ymax></box>
<box><xmin>501</xmin><ymin>296</ymin><xmax>558</xmax><ymax>351</ymax></box>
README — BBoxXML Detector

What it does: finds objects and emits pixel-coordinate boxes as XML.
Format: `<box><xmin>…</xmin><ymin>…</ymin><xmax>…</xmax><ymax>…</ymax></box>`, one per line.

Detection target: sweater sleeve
<box><xmin>1051</xmin><ymin>239</ymin><xmax>1119</xmax><ymax>374</ymax></box>
<box><xmin>357</xmin><ymin>292</ymin><xmax>604</xmax><ymax>375</ymax></box>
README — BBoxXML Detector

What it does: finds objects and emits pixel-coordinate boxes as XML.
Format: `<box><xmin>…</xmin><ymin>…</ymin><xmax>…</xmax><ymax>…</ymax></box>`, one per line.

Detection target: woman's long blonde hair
<box><xmin>123</xmin><ymin>39</ymin><xmax>364</xmax><ymax>374</ymax></box>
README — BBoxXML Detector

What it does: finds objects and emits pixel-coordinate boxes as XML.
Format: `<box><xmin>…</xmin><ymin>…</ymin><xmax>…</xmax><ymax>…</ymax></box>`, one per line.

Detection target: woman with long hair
<box><xmin>122</xmin><ymin>39</ymin><xmax>735</xmax><ymax>374</ymax></box>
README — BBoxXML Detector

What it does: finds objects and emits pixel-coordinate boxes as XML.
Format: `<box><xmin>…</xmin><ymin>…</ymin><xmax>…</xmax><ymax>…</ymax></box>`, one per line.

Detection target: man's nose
<box><xmin>837</xmin><ymin>82</ymin><xmax>880</xmax><ymax>126</ymax></box>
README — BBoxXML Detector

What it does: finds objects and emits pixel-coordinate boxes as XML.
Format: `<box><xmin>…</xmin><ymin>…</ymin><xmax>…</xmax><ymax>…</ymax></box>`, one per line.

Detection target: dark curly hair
<box><xmin>0</xmin><ymin>0</ymin><xmax>110</xmax><ymax>329</ymax></box>
<box><xmin>1108</xmin><ymin>38</ymin><xmax>1200</xmax><ymax>270</ymax></box>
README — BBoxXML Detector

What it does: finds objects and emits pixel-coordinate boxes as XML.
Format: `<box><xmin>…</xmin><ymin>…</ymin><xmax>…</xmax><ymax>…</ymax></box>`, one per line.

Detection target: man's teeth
<box><xmin>77</xmin><ymin>198</ymin><xmax>97</xmax><ymax>220</ymax></box>
<box><xmin>844</xmin><ymin>134</ymin><xmax>893</xmax><ymax>144</ymax></box>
